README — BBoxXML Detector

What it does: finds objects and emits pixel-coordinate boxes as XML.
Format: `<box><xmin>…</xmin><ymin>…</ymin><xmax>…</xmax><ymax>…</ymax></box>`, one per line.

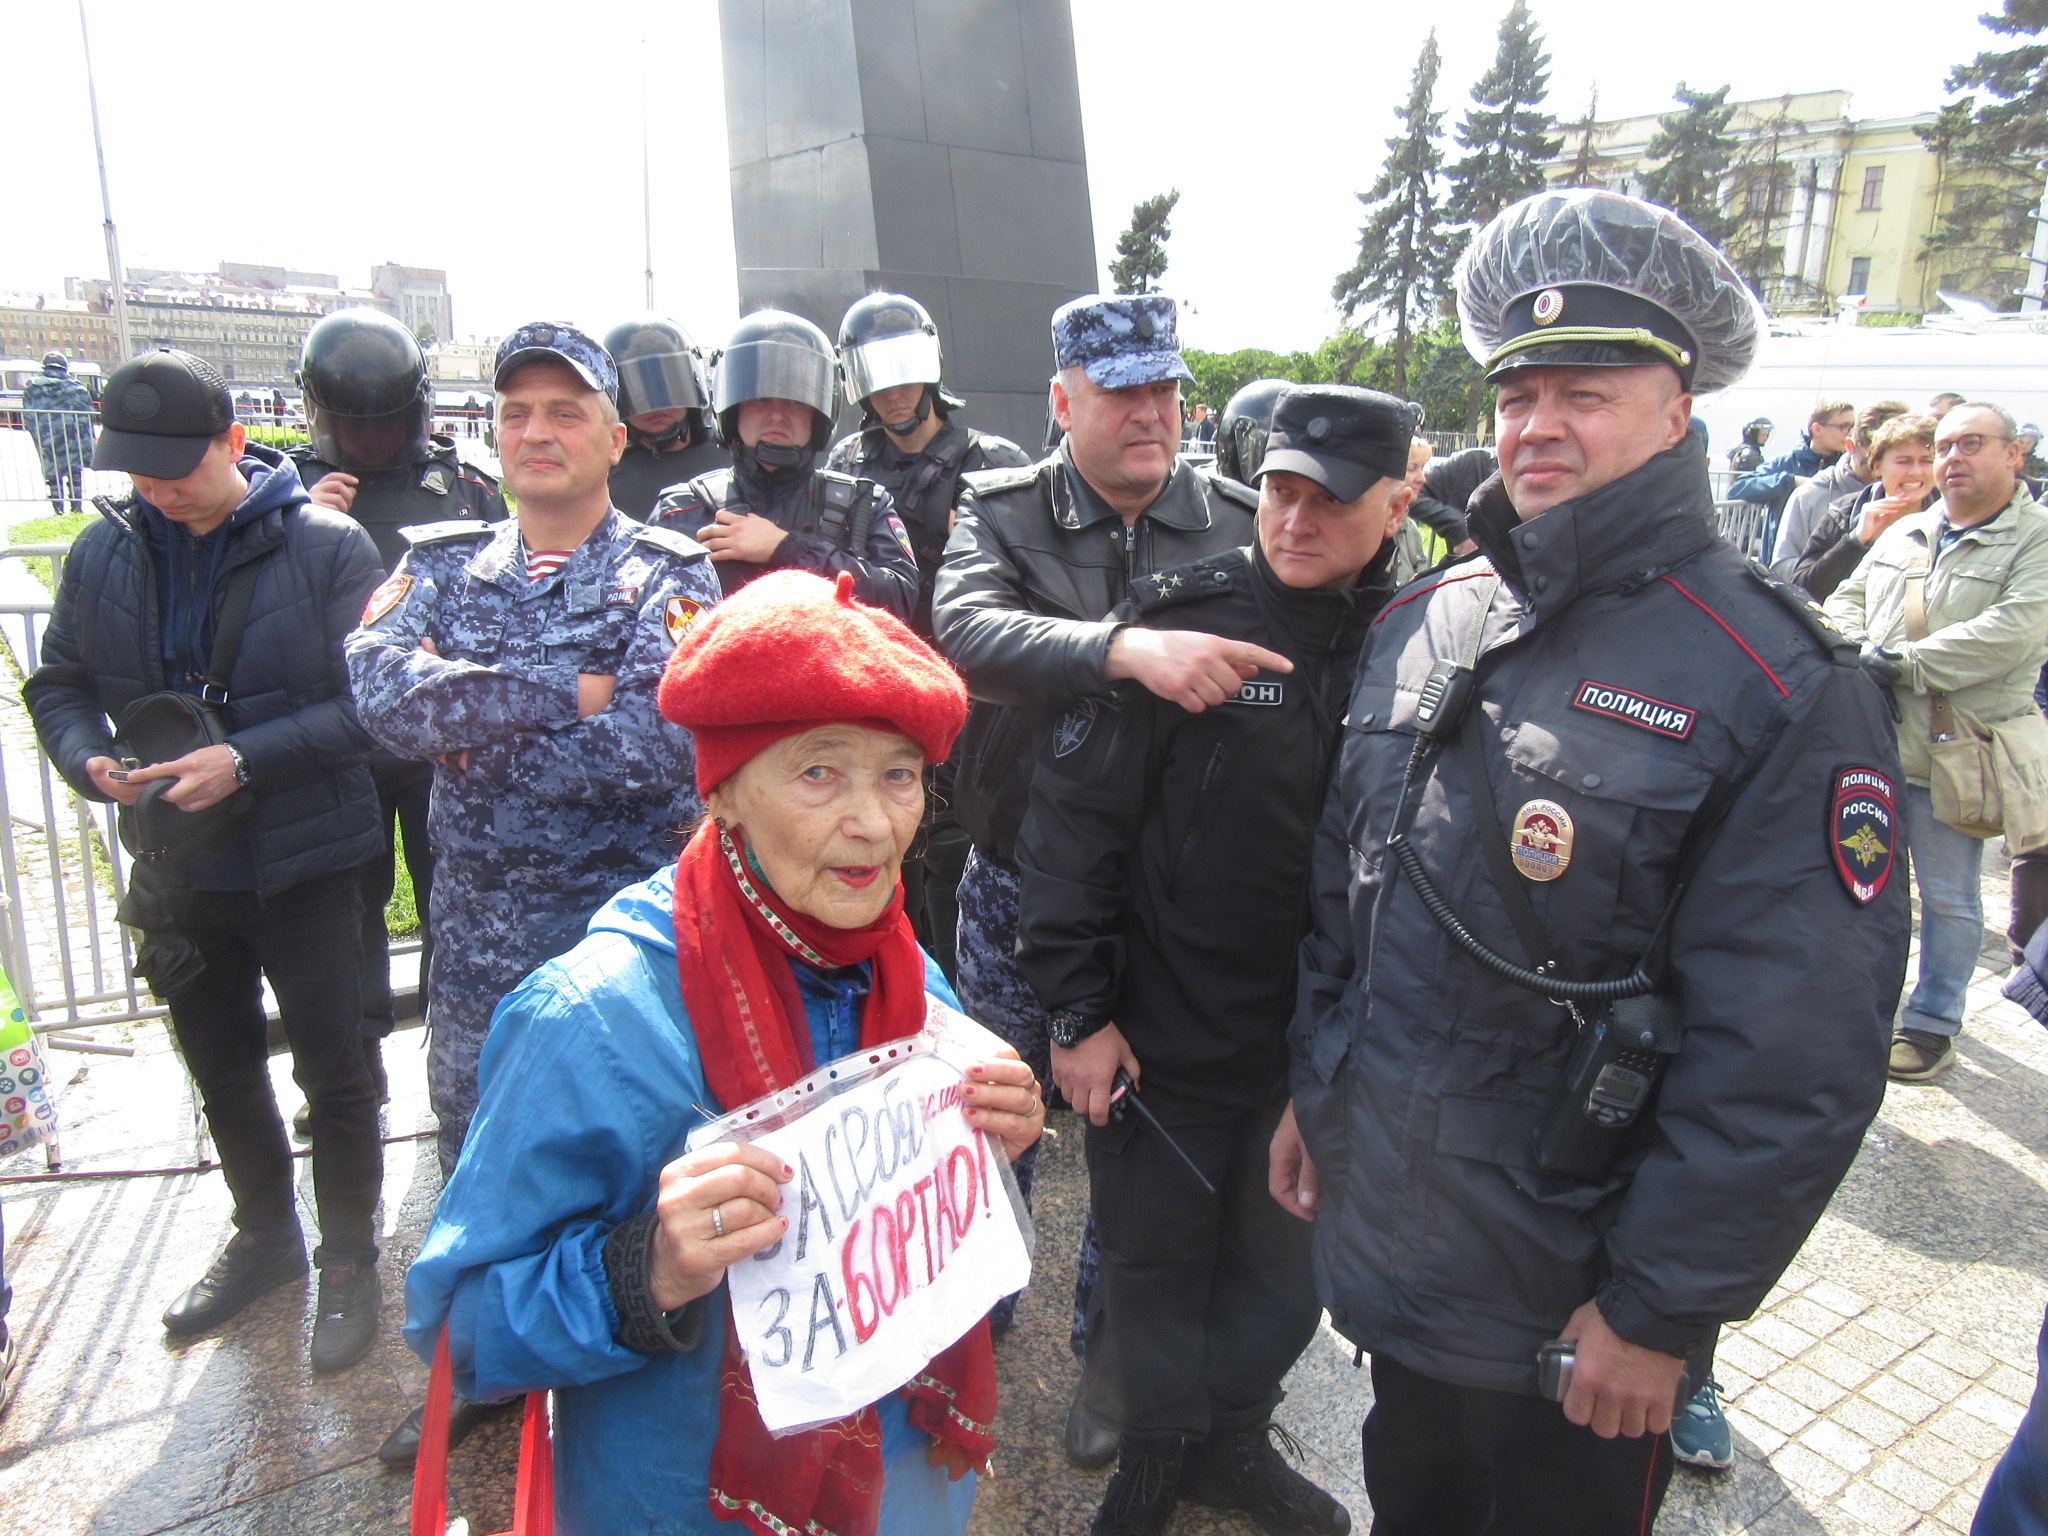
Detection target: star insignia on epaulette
<box><xmin>1161</xmin><ymin>573</ymin><xmax>1184</xmax><ymax>592</ymax></box>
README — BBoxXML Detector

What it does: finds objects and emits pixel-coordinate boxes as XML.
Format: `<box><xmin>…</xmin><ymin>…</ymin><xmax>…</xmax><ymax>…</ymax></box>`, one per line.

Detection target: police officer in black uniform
<box><xmin>826</xmin><ymin>292</ymin><xmax>1031</xmax><ymax>636</ymax></box>
<box><xmin>291</xmin><ymin>308</ymin><xmax>505</xmax><ymax>1103</ymax></box>
<box><xmin>823</xmin><ymin>294</ymin><xmax>1031</xmax><ymax>973</ymax></box>
<box><xmin>1017</xmin><ymin>385</ymin><xmax>1416</xmax><ymax>1536</ymax></box>
<box><xmin>602</xmin><ymin>313</ymin><xmax>729</xmax><ymax>515</ymax></box>
<box><xmin>293</xmin><ymin>308</ymin><xmax>505</xmax><ymax>567</ymax></box>
<box><xmin>651</xmin><ymin>310</ymin><xmax>916</xmax><ymax>622</ymax></box>
<box><xmin>1212</xmin><ymin>377</ymin><xmax>1290</xmax><ymax>488</ymax></box>
<box><xmin>1274</xmin><ymin>190</ymin><xmax>1909</xmax><ymax>1535</ymax></box>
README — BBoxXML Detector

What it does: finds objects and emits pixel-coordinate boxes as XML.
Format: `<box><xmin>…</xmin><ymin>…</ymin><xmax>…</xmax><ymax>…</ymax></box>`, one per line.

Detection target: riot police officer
<box><xmin>293</xmin><ymin>308</ymin><xmax>504</xmax><ymax>567</ymax></box>
<box><xmin>1273</xmin><ymin>190</ymin><xmax>1908</xmax><ymax>1534</ymax></box>
<box><xmin>824</xmin><ymin>293</ymin><xmax>1032</xmax><ymax>974</ymax></box>
<box><xmin>1212</xmin><ymin>377</ymin><xmax>1290</xmax><ymax>488</ymax></box>
<box><xmin>651</xmin><ymin>310</ymin><xmax>917</xmax><ymax>621</ymax></box>
<box><xmin>825</xmin><ymin>291</ymin><xmax>1031</xmax><ymax>636</ymax></box>
<box><xmin>602</xmin><ymin>313</ymin><xmax>729</xmax><ymax>516</ymax></box>
<box><xmin>292</xmin><ymin>308</ymin><xmax>505</xmax><ymax>1104</ymax></box>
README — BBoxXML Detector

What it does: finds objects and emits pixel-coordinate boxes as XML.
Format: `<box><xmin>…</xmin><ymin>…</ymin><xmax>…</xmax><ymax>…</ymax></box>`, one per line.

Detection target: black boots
<box><xmin>1181</xmin><ymin>1422</ymin><xmax>1351</xmax><ymax>1536</ymax></box>
<box><xmin>1092</xmin><ymin>1436</ymin><xmax>1184</xmax><ymax>1536</ymax></box>
<box><xmin>1065</xmin><ymin>1380</ymin><xmax>1119</xmax><ymax>1470</ymax></box>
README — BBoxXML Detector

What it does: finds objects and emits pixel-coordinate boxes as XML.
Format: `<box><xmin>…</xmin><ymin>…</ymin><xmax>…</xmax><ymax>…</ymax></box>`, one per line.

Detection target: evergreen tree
<box><xmin>1445</xmin><ymin>0</ymin><xmax>1562</xmax><ymax>256</ymax></box>
<box><xmin>1332</xmin><ymin>32</ymin><xmax>1454</xmax><ymax>395</ymax></box>
<box><xmin>1556</xmin><ymin>89</ymin><xmax>1621</xmax><ymax>188</ymax></box>
<box><xmin>1109</xmin><ymin>190</ymin><xmax>1180</xmax><ymax>295</ymax></box>
<box><xmin>1919</xmin><ymin>0</ymin><xmax>2047</xmax><ymax>306</ymax></box>
<box><xmin>1725</xmin><ymin>98</ymin><xmax>1801</xmax><ymax>293</ymax></box>
<box><xmin>1641</xmin><ymin>84</ymin><xmax>1739</xmax><ymax>246</ymax></box>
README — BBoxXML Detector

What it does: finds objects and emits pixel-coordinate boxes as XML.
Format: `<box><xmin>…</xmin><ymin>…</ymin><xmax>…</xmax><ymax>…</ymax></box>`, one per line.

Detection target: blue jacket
<box><xmin>24</xmin><ymin>446</ymin><xmax>385</xmax><ymax>897</ymax></box>
<box><xmin>1729</xmin><ymin>438</ymin><xmax>1837</xmax><ymax>505</ymax></box>
<box><xmin>404</xmin><ymin>867</ymin><xmax>977</xmax><ymax>1536</ymax></box>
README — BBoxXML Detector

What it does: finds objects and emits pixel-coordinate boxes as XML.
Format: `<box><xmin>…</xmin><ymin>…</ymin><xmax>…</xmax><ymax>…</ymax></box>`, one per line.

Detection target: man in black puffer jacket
<box><xmin>24</xmin><ymin>349</ymin><xmax>387</xmax><ymax>1375</ymax></box>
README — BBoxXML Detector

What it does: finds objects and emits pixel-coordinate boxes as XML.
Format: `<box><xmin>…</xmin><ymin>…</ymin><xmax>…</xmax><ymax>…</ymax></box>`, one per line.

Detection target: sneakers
<box><xmin>1065</xmin><ymin>1380</ymin><xmax>1119</xmax><ymax>1471</ymax></box>
<box><xmin>1092</xmin><ymin>1436</ymin><xmax>1184</xmax><ymax>1536</ymax></box>
<box><xmin>1670</xmin><ymin>1375</ymin><xmax>1733</xmax><ymax>1471</ymax></box>
<box><xmin>162</xmin><ymin>1231</ymin><xmax>309</xmax><ymax>1336</ymax></box>
<box><xmin>1889</xmin><ymin>1029</ymin><xmax>1956</xmax><ymax>1082</ymax></box>
<box><xmin>1182</xmin><ymin>1423</ymin><xmax>1351</xmax><ymax>1536</ymax></box>
<box><xmin>309</xmin><ymin>1260</ymin><xmax>381</xmax><ymax>1374</ymax></box>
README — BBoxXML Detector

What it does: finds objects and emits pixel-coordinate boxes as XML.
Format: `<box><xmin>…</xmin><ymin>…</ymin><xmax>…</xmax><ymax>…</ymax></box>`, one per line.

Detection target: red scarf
<box><xmin>672</xmin><ymin>818</ymin><xmax>997</xmax><ymax>1536</ymax></box>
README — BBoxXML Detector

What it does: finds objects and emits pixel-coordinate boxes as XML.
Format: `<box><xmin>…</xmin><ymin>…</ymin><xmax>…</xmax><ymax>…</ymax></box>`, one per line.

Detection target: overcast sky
<box><xmin>5</xmin><ymin>0</ymin><xmax>2010</xmax><ymax>357</ymax></box>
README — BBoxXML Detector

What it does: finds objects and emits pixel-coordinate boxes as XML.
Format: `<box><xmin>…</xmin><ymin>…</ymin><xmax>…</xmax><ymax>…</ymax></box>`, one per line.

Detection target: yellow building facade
<box><xmin>1544</xmin><ymin>90</ymin><xmax>2035</xmax><ymax>315</ymax></box>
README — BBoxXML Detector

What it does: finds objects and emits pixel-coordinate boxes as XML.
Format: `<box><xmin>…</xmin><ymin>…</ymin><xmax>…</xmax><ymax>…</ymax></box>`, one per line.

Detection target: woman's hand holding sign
<box><xmin>962</xmin><ymin>1050</ymin><xmax>1044</xmax><ymax>1164</ymax></box>
<box><xmin>648</xmin><ymin>1143</ymin><xmax>795</xmax><ymax>1311</ymax></box>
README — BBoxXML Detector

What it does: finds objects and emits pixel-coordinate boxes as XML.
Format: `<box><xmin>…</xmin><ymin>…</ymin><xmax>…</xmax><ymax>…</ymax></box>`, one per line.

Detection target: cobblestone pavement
<box><xmin>0</xmin><ymin>857</ymin><xmax>2040</xmax><ymax>1533</ymax></box>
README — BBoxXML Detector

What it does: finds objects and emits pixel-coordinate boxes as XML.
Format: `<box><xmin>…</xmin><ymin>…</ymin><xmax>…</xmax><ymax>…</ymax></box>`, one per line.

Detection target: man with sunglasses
<box><xmin>1825</xmin><ymin>402</ymin><xmax>2048</xmax><ymax>1081</ymax></box>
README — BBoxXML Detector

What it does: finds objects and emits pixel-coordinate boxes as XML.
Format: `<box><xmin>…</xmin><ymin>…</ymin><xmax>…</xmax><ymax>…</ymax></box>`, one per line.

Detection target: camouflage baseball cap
<box><xmin>1051</xmin><ymin>294</ymin><xmax>1195</xmax><ymax>390</ymax></box>
<box><xmin>494</xmin><ymin>321</ymin><xmax>618</xmax><ymax>399</ymax></box>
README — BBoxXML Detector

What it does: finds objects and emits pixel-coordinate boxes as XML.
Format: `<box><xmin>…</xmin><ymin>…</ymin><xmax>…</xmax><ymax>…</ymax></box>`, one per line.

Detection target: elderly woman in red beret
<box><xmin>404</xmin><ymin>570</ymin><xmax>1044</xmax><ymax>1535</ymax></box>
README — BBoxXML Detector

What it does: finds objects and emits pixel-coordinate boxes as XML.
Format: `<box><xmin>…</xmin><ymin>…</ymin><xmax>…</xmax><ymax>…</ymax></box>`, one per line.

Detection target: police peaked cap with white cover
<box><xmin>1456</xmin><ymin>189</ymin><xmax>1764</xmax><ymax>394</ymax></box>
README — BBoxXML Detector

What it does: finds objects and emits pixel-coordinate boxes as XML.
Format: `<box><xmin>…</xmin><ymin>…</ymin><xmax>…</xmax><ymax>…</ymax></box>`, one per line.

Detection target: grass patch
<box><xmin>243</xmin><ymin>425</ymin><xmax>309</xmax><ymax>449</ymax></box>
<box><xmin>388</xmin><ymin>859</ymin><xmax>422</xmax><ymax>937</ymax></box>
<box><xmin>7</xmin><ymin>512</ymin><xmax>92</xmax><ymax>591</ymax></box>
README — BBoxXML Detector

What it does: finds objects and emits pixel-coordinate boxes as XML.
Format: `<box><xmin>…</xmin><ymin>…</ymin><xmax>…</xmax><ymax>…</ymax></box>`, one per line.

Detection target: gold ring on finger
<box><xmin>710</xmin><ymin>1204</ymin><xmax>727</xmax><ymax>1239</ymax></box>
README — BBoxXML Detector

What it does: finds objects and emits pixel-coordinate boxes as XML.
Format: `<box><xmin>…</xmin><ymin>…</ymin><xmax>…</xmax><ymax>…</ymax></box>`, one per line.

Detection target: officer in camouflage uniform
<box><xmin>290</xmin><ymin>310</ymin><xmax>505</xmax><ymax>1107</ymax></box>
<box><xmin>602</xmin><ymin>314</ymin><xmax>729</xmax><ymax>516</ymax></box>
<box><xmin>22</xmin><ymin>352</ymin><xmax>94</xmax><ymax>513</ymax></box>
<box><xmin>826</xmin><ymin>292</ymin><xmax>1032</xmax><ymax>975</ymax></box>
<box><xmin>650</xmin><ymin>310</ymin><xmax>917</xmax><ymax>621</ymax></box>
<box><xmin>347</xmin><ymin>323</ymin><xmax>719</xmax><ymax>1176</ymax></box>
<box><xmin>933</xmin><ymin>293</ymin><xmax>1263</xmax><ymax>1455</ymax></box>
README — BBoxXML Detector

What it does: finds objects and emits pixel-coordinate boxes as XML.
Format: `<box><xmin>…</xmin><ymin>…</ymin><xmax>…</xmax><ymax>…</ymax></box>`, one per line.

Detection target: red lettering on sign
<box><xmin>842</xmin><ymin>1217</ymin><xmax>879</xmax><ymax>1343</ymax></box>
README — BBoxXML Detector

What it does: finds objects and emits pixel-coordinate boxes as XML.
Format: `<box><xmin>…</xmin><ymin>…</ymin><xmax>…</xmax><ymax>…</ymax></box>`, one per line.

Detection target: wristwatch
<box><xmin>226</xmin><ymin>744</ymin><xmax>252</xmax><ymax>785</ymax></box>
<box><xmin>1048</xmin><ymin>1009</ymin><xmax>1110</xmax><ymax>1049</ymax></box>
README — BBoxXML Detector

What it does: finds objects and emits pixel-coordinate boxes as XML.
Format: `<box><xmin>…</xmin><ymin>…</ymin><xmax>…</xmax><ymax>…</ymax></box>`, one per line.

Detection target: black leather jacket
<box><xmin>1291</xmin><ymin>444</ymin><xmax>1907</xmax><ymax>1393</ymax></box>
<box><xmin>932</xmin><ymin>444</ymin><xmax>1257</xmax><ymax>861</ymax></box>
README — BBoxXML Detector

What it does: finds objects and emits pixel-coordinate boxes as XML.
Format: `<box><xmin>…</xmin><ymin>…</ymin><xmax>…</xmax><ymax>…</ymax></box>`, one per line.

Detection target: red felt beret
<box><xmin>658</xmin><ymin>570</ymin><xmax>969</xmax><ymax>795</ymax></box>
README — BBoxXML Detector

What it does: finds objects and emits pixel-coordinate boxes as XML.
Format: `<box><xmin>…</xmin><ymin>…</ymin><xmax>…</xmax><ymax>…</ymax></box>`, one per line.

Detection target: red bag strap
<box><xmin>409</xmin><ymin>1327</ymin><xmax>457</xmax><ymax>1536</ymax></box>
<box><xmin>510</xmin><ymin>1391</ymin><xmax>555</xmax><ymax>1536</ymax></box>
<box><xmin>407</xmin><ymin>1324</ymin><xmax>555</xmax><ymax>1536</ymax></box>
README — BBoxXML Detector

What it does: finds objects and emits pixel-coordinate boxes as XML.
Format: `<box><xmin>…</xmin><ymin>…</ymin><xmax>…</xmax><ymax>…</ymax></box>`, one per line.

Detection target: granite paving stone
<box><xmin>1</xmin><ymin>854</ymin><xmax>2043</xmax><ymax>1532</ymax></box>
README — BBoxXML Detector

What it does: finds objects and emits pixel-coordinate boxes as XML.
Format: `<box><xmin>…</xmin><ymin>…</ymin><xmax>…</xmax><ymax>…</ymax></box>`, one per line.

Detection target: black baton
<box><xmin>1109</xmin><ymin>1069</ymin><xmax>1216</xmax><ymax>1195</ymax></box>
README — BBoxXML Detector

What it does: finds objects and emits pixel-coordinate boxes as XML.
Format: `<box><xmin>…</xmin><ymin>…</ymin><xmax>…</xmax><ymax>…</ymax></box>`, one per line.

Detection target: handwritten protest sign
<box><xmin>686</xmin><ymin>998</ymin><xmax>1034</xmax><ymax>1433</ymax></box>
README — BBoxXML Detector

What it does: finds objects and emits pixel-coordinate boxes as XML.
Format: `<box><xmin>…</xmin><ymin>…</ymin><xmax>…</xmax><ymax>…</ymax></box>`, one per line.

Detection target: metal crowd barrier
<box><xmin>0</xmin><ymin>544</ymin><xmax>161</xmax><ymax>1040</ymax></box>
<box><xmin>1715</xmin><ymin>499</ymin><xmax>1772</xmax><ymax>560</ymax></box>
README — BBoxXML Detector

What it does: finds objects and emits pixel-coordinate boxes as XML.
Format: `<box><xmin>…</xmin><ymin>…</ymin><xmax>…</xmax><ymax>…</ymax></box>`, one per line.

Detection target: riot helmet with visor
<box><xmin>298</xmin><ymin>307</ymin><xmax>431</xmax><ymax>473</ymax></box>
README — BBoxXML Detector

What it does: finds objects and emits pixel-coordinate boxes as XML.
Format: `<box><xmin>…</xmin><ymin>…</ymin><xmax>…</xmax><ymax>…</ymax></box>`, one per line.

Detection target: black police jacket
<box><xmin>827</xmin><ymin>417</ymin><xmax>1032</xmax><ymax>635</ymax></box>
<box><xmin>291</xmin><ymin>437</ymin><xmax>504</xmax><ymax>571</ymax></box>
<box><xmin>932</xmin><ymin>445</ymin><xmax>1258</xmax><ymax>863</ymax></box>
<box><xmin>1290</xmin><ymin>443</ymin><xmax>1908</xmax><ymax>1394</ymax></box>
<box><xmin>608</xmin><ymin>432</ymin><xmax>730</xmax><ymax>519</ymax></box>
<box><xmin>649</xmin><ymin>457</ymin><xmax>918</xmax><ymax>623</ymax></box>
<box><xmin>1016</xmin><ymin>542</ymin><xmax>1390</xmax><ymax>1106</ymax></box>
